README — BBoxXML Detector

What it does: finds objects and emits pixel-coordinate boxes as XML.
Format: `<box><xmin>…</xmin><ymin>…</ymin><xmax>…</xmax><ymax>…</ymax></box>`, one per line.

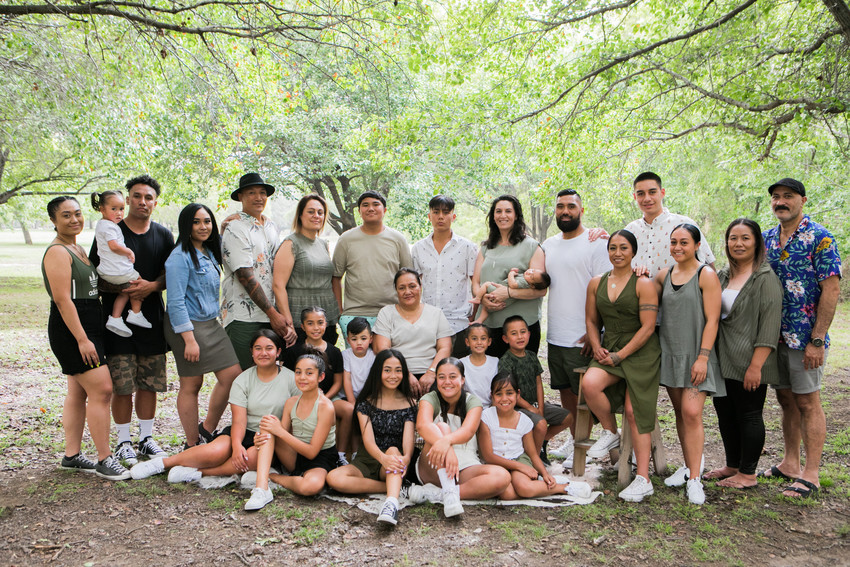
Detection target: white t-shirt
<box><xmin>480</xmin><ymin>406</ymin><xmax>534</xmax><ymax>460</ymax></box>
<box><xmin>542</xmin><ymin>231</ymin><xmax>612</xmax><ymax>348</ymax></box>
<box><xmin>460</xmin><ymin>354</ymin><xmax>499</xmax><ymax>408</ymax></box>
<box><xmin>95</xmin><ymin>219</ymin><xmax>134</xmax><ymax>277</ymax></box>
<box><xmin>342</xmin><ymin>348</ymin><xmax>376</xmax><ymax>399</ymax></box>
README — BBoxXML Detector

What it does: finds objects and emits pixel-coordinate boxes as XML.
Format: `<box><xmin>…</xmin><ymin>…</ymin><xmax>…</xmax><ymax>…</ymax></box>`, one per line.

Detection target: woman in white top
<box><xmin>373</xmin><ymin>268</ymin><xmax>452</xmax><ymax>396</ymax></box>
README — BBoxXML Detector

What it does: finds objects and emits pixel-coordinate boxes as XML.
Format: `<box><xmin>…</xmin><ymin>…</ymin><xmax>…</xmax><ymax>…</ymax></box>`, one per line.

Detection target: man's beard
<box><xmin>557</xmin><ymin>216</ymin><xmax>581</xmax><ymax>233</ymax></box>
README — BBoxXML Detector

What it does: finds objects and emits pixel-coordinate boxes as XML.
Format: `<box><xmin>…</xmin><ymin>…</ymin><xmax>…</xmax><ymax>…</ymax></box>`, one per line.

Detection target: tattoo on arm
<box><xmin>639</xmin><ymin>304</ymin><xmax>659</xmax><ymax>312</ymax></box>
<box><xmin>699</xmin><ymin>348</ymin><xmax>711</xmax><ymax>357</ymax></box>
<box><xmin>235</xmin><ymin>267</ymin><xmax>273</xmax><ymax>312</ymax></box>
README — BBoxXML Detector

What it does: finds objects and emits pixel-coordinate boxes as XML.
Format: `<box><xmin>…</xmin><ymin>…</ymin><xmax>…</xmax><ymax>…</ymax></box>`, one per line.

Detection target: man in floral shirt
<box><xmin>222</xmin><ymin>173</ymin><xmax>296</xmax><ymax>369</ymax></box>
<box><xmin>762</xmin><ymin>177</ymin><xmax>841</xmax><ymax>498</ymax></box>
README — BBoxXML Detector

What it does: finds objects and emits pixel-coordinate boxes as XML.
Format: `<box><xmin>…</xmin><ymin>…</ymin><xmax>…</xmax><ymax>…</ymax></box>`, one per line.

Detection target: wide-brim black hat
<box><xmin>768</xmin><ymin>177</ymin><xmax>805</xmax><ymax>197</ymax></box>
<box><xmin>231</xmin><ymin>172</ymin><xmax>276</xmax><ymax>201</ymax></box>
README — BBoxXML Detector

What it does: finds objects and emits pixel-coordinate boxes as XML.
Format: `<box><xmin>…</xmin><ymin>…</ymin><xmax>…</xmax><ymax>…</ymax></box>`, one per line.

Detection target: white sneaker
<box><xmin>548</xmin><ymin>437</ymin><xmax>575</xmax><ymax>467</ymax></box>
<box><xmin>407</xmin><ymin>483</ymin><xmax>443</xmax><ymax>504</ymax></box>
<box><xmin>126</xmin><ymin>310</ymin><xmax>152</xmax><ymax>329</ymax></box>
<box><xmin>442</xmin><ymin>486</ymin><xmax>464</xmax><ymax>518</ymax></box>
<box><xmin>130</xmin><ymin>458</ymin><xmax>165</xmax><ymax>480</ymax></box>
<box><xmin>587</xmin><ymin>429</ymin><xmax>620</xmax><ymax>459</ymax></box>
<box><xmin>686</xmin><ymin>478</ymin><xmax>706</xmax><ymax>505</ymax></box>
<box><xmin>244</xmin><ymin>487</ymin><xmax>273</xmax><ymax>511</ymax></box>
<box><xmin>619</xmin><ymin>475</ymin><xmax>654</xmax><ymax>502</ymax></box>
<box><xmin>664</xmin><ymin>465</ymin><xmax>690</xmax><ymax>487</ymax></box>
<box><xmin>106</xmin><ymin>316</ymin><xmax>133</xmax><ymax>337</ymax></box>
<box><xmin>565</xmin><ymin>481</ymin><xmax>592</xmax><ymax>499</ymax></box>
<box><xmin>167</xmin><ymin>466</ymin><xmax>202</xmax><ymax>483</ymax></box>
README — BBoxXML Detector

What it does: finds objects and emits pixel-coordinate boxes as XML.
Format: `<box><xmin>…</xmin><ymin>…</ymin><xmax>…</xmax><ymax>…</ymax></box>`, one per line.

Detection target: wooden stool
<box><xmin>572</xmin><ymin>367</ymin><xmax>666</xmax><ymax>487</ymax></box>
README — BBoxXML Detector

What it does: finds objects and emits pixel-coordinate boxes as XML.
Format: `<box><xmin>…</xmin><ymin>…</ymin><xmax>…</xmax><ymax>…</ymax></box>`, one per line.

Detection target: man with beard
<box><xmin>760</xmin><ymin>178</ymin><xmax>840</xmax><ymax>499</ymax></box>
<box><xmin>541</xmin><ymin>189</ymin><xmax>611</xmax><ymax>465</ymax></box>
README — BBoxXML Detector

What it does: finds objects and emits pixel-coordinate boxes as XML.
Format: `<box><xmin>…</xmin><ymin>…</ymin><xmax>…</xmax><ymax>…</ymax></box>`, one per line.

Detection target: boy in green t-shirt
<box><xmin>498</xmin><ymin>315</ymin><xmax>571</xmax><ymax>464</ymax></box>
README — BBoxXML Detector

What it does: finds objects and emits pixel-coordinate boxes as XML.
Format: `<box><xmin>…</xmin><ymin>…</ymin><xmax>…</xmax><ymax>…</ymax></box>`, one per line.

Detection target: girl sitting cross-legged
<box><xmin>478</xmin><ymin>372</ymin><xmax>591</xmax><ymax>500</ymax></box>
<box><xmin>326</xmin><ymin>349</ymin><xmax>418</xmax><ymax>526</ymax></box>
<box><xmin>245</xmin><ymin>350</ymin><xmax>338</xmax><ymax>511</ymax></box>
<box><xmin>129</xmin><ymin>330</ymin><xmax>298</xmax><ymax>484</ymax></box>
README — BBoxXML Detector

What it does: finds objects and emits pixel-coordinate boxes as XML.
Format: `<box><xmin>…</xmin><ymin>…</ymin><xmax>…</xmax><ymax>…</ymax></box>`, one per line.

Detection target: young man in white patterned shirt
<box><xmin>411</xmin><ymin>195</ymin><xmax>478</xmax><ymax>358</ymax></box>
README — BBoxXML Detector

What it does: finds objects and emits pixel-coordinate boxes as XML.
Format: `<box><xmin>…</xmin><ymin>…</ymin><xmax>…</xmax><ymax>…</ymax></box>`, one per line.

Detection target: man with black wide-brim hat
<box><xmin>221</xmin><ymin>173</ymin><xmax>296</xmax><ymax>369</ymax></box>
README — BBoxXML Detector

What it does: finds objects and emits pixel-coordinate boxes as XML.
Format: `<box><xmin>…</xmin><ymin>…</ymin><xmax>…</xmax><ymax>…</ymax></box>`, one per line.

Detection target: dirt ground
<box><xmin>1</xmin><ymin>306</ymin><xmax>850</xmax><ymax>566</ymax></box>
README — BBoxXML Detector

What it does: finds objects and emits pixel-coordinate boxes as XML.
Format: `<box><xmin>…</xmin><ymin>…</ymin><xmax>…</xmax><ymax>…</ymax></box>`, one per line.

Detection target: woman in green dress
<box><xmin>583</xmin><ymin>230</ymin><xmax>661</xmax><ymax>503</ymax></box>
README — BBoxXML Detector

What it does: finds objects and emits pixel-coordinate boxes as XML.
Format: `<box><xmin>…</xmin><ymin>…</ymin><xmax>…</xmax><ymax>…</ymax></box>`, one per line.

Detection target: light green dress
<box><xmin>284</xmin><ymin>232</ymin><xmax>339</xmax><ymax>327</ymax></box>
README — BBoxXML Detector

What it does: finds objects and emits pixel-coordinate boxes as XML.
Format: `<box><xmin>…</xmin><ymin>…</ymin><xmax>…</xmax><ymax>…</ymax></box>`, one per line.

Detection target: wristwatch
<box><xmin>810</xmin><ymin>337</ymin><xmax>825</xmax><ymax>348</ymax></box>
<box><xmin>428</xmin><ymin>367</ymin><xmax>436</xmax><ymax>373</ymax></box>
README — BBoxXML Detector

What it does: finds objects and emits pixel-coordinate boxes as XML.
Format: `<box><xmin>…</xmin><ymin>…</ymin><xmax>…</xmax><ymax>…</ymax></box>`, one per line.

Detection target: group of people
<box><xmin>42</xmin><ymin>170</ymin><xmax>840</xmax><ymax>522</ymax></box>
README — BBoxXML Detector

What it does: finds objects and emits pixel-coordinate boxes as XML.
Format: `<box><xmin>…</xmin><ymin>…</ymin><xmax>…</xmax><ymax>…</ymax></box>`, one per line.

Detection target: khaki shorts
<box><xmin>548</xmin><ymin>344</ymin><xmax>591</xmax><ymax>393</ymax></box>
<box><xmin>775</xmin><ymin>343</ymin><xmax>826</xmax><ymax>395</ymax></box>
<box><xmin>107</xmin><ymin>353</ymin><xmax>167</xmax><ymax>395</ymax></box>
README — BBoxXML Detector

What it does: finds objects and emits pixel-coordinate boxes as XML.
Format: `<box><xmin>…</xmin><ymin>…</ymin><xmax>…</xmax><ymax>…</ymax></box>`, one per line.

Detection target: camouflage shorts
<box><xmin>107</xmin><ymin>354</ymin><xmax>168</xmax><ymax>395</ymax></box>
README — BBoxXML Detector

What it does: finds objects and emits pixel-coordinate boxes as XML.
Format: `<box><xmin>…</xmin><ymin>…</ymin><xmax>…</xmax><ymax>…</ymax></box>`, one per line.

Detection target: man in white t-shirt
<box><xmin>542</xmin><ymin>189</ymin><xmax>611</xmax><ymax>461</ymax></box>
<box><xmin>624</xmin><ymin>170</ymin><xmax>713</xmax><ymax>485</ymax></box>
<box><xmin>624</xmin><ymin>171</ymin><xmax>715</xmax><ymax>276</ymax></box>
<box><xmin>332</xmin><ymin>191</ymin><xmax>412</xmax><ymax>337</ymax></box>
<box><xmin>411</xmin><ymin>195</ymin><xmax>478</xmax><ymax>358</ymax></box>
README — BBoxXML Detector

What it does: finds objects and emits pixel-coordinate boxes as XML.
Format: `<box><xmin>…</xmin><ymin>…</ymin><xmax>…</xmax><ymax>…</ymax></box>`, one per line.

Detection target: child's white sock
<box><xmin>385</xmin><ymin>496</ymin><xmax>399</xmax><ymax>507</ymax></box>
<box><xmin>139</xmin><ymin>419</ymin><xmax>154</xmax><ymax>440</ymax></box>
<box><xmin>437</xmin><ymin>468</ymin><xmax>456</xmax><ymax>491</ymax></box>
<box><xmin>115</xmin><ymin>422</ymin><xmax>131</xmax><ymax>445</ymax></box>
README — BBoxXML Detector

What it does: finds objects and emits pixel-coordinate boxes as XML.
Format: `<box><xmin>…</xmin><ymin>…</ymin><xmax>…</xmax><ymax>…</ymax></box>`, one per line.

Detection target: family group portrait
<box><xmin>1</xmin><ymin>0</ymin><xmax>849</xmax><ymax>565</ymax></box>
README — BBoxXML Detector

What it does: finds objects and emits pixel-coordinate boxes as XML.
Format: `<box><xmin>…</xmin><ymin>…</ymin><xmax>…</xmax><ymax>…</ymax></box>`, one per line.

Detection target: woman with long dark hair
<box><xmin>704</xmin><ymin>219</ymin><xmax>782</xmax><ymax>489</ymax></box>
<box><xmin>42</xmin><ymin>196</ymin><xmax>129</xmax><ymax>480</ymax></box>
<box><xmin>164</xmin><ymin>203</ymin><xmax>241</xmax><ymax>447</ymax></box>
<box><xmin>471</xmin><ymin>195</ymin><xmax>547</xmax><ymax>357</ymax></box>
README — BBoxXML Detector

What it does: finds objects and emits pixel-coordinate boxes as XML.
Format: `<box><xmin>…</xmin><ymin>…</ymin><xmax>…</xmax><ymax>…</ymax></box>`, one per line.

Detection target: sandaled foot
<box><xmin>758</xmin><ymin>465</ymin><xmax>797</xmax><ymax>481</ymax></box>
<box><xmin>782</xmin><ymin>478</ymin><xmax>819</xmax><ymax>499</ymax></box>
<box><xmin>703</xmin><ymin>467</ymin><xmax>737</xmax><ymax>481</ymax></box>
<box><xmin>717</xmin><ymin>475</ymin><xmax>757</xmax><ymax>489</ymax></box>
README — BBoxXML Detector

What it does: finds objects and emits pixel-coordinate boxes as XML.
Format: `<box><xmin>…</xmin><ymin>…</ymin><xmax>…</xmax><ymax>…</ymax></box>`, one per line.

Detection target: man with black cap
<box><xmin>221</xmin><ymin>173</ymin><xmax>296</xmax><ymax>369</ymax></box>
<box><xmin>761</xmin><ymin>177</ymin><xmax>841</xmax><ymax>499</ymax></box>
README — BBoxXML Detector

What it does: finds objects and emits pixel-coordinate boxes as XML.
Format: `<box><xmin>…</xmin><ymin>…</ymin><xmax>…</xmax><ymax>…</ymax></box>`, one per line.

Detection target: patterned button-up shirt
<box><xmin>625</xmin><ymin>208</ymin><xmax>716</xmax><ymax>277</ymax></box>
<box><xmin>764</xmin><ymin>215</ymin><xmax>842</xmax><ymax>349</ymax></box>
<box><xmin>411</xmin><ymin>231</ymin><xmax>478</xmax><ymax>334</ymax></box>
<box><xmin>221</xmin><ymin>212</ymin><xmax>280</xmax><ymax>327</ymax></box>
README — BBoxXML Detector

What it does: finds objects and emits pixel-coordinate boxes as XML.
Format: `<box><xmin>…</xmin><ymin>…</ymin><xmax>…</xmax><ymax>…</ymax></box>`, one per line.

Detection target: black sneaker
<box><xmin>198</xmin><ymin>422</ymin><xmax>216</xmax><ymax>444</ymax></box>
<box><xmin>96</xmin><ymin>455</ymin><xmax>131</xmax><ymax>480</ymax></box>
<box><xmin>60</xmin><ymin>453</ymin><xmax>97</xmax><ymax>473</ymax></box>
<box><xmin>138</xmin><ymin>436</ymin><xmax>167</xmax><ymax>459</ymax></box>
<box><xmin>539</xmin><ymin>449</ymin><xmax>552</xmax><ymax>467</ymax></box>
<box><xmin>114</xmin><ymin>440</ymin><xmax>138</xmax><ymax>466</ymax></box>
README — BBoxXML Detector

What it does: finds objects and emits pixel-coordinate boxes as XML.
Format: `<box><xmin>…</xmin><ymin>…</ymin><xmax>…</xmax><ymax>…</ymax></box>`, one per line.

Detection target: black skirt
<box><xmin>48</xmin><ymin>300</ymin><xmax>107</xmax><ymax>376</ymax></box>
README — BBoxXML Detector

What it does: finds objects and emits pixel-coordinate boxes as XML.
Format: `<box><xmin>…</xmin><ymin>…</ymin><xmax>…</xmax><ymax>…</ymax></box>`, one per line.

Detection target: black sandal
<box><xmin>782</xmin><ymin>478</ymin><xmax>819</xmax><ymax>499</ymax></box>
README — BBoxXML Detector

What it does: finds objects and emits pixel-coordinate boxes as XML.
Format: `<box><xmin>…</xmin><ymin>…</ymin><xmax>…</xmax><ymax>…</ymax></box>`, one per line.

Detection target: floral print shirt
<box><xmin>221</xmin><ymin>212</ymin><xmax>280</xmax><ymax>327</ymax></box>
<box><xmin>764</xmin><ymin>215</ymin><xmax>841</xmax><ymax>350</ymax></box>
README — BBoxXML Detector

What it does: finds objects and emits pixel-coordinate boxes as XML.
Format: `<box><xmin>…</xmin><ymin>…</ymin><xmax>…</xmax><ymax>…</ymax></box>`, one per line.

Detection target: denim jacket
<box><xmin>165</xmin><ymin>246</ymin><xmax>222</xmax><ymax>333</ymax></box>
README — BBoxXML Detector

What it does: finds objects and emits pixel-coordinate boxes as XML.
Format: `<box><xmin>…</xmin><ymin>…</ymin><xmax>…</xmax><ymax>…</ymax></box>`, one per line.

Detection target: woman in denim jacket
<box><xmin>165</xmin><ymin>204</ymin><xmax>242</xmax><ymax>448</ymax></box>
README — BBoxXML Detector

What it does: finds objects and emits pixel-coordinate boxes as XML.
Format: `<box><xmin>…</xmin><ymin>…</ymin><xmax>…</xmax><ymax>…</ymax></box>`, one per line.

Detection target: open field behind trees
<box><xmin>0</xmin><ymin>243</ymin><xmax>849</xmax><ymax>566</ymax></box>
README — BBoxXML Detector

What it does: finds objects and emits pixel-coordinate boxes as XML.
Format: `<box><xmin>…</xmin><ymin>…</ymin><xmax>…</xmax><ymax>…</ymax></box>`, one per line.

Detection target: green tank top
<box><xmin>290</xmin><ymin>394</ymin><xmax>336</xmax><ymax>450</ymax></box>
<box><xmin>42</xmin><ymin>244</ymin><xmax>99</xmax><ymax>301</ymax></box>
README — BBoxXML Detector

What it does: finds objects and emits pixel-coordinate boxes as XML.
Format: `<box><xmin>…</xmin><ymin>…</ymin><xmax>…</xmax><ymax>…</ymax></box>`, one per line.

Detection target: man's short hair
<box><xmin>633</xmin><ymin>171</ymin><xmax>662</xmax><ymax>188</ymax></box>
<box><xmin>557</xmin><ymin>189</ymin><xmax>582</xmax><ymax>203</ymax></box>
<box><xmin>357</xmin><ymin>190</ymin><xmax>386</xmax><ymax>207</ymax></box>
<box><xmin>125</xmin><ymin>174</ymin><xmax>161</xmax><ymax>196</ymax></box>
<box><xmin>428</xmin><ymin>194</ymin><xmax>455</xmax><ymax>212</ymax></box>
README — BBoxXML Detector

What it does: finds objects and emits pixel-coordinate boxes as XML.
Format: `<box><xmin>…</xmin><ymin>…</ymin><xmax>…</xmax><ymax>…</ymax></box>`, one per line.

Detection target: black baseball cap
<box><xmin>768</xmin><ymin>178</ymin><xmax>805</xmax><ymax>197</ymax></box>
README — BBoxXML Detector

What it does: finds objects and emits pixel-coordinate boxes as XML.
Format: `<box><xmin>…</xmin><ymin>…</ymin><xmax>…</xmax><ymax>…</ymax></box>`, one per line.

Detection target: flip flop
<box><xmin>717</xmin><ymin>478</ymin><xmax>757</xmax><ymax>489</ymax></box>
<box><xmin>702</xmin><ymin>468</ymin><xmax>734</xmax><ymax>481</ymax></box>
<box><xmin>758</xmin><ymin>465</ymin><xmax>793</xmax><ymax>481</ymax></box>
<box><xmin>782</xmin><ymin>478</ymin><xmax>819</xmax><ymax>499</ymax></box>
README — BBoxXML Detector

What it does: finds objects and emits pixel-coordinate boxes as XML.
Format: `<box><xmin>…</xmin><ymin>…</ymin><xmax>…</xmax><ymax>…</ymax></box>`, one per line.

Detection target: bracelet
<box><xmin>507</xmin><ymin>287</ymin><xmax>511</xmax><ymax>299</ymax></box>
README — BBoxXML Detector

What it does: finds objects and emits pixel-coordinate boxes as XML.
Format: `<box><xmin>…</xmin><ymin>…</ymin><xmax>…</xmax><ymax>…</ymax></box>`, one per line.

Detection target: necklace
<box><xmin>609</xmin><ymin>273</ymin><xmax>629</xmax><ymax>288</ymax></box>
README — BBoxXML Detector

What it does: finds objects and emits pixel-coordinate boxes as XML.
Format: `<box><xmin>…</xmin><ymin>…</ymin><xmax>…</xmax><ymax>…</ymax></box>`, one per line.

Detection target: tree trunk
<box><xmin>822</xmin><ymin>0</ymin><xmax>850</xmax><ymax>42</ymax></box>
<box><xmin>19</xmin><ymin>220</ymin><xmax>33</xmax><ymax>245</ymax></box>
<box><xmin>528</xmin><ymin>203</ymin><xmax>552</xmax><ymax>243</ymax></box>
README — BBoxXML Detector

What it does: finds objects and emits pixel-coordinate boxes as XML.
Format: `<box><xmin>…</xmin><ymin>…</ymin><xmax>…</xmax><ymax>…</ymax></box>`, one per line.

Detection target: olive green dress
<box><xmin>588</xmin><ymin>273</ymin><xmax>661</xmax><ymax>434</ymax></box>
